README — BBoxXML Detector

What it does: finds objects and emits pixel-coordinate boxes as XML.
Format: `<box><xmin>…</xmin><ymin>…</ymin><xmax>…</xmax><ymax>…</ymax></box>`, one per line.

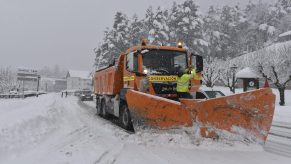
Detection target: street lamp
<box><xmin>230</xmin><ymin>64</ymin><xmax>238</xmax><ymax>93</ymax></box>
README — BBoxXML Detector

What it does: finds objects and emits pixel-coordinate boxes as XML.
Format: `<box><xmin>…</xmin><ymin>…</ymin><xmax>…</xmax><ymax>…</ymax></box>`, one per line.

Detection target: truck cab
<box><xmin>122</xmin><ymin>44</ymin><xmax>203</xmax><ymax>99</ymax></box>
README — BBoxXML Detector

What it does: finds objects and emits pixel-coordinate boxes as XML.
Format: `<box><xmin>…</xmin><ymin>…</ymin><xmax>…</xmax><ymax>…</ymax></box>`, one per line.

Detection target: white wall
<box><xmin>67</xmin><ymin>77</ymin><xmax>92</xmax><ymax>90</ymax></box>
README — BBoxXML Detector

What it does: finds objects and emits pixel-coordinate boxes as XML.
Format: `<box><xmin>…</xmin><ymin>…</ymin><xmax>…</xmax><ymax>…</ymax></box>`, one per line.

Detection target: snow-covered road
<box><xmin>0</xmin><ymin>93</ymin><xmax>290</xmax><ymax>164</ymax></box>
<box><xmin>265</xmin><ymin>122</ymin><xmax>291</xmax><ymax>158</ymax></box>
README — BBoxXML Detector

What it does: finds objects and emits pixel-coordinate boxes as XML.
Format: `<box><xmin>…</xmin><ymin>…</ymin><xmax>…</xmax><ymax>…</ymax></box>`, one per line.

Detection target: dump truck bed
<box><xmin>94</xmin><ymin>66</ymin><xmax>123</xmax><ymax>95</ymax></box>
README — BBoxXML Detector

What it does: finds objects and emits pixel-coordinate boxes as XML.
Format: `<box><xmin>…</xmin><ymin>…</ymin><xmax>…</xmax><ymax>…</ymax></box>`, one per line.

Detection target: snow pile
<box><xmin>0</xmin><ymin>94</ymin><xmax>62</xmax><ymax>158</ymax></box>
<box><xmin>116</xmin><ymin>127</ymin><xmax>263</xmax><ymax>151</ymax></box>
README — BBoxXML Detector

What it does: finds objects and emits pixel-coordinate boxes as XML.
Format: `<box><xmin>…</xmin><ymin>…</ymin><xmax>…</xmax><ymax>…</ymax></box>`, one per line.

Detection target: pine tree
<box><xmin>128</xmin><ymin>14</ymin><xmax>146</xmax><ymax>46</ymax></box>
<box><xmin>172</xmin><ymin>0</ymin><xmax>206</xmax><ymax>55</ymax></box>
<box><xmin>111</xmin><ymin>12</ymin><xmax>131</xmax><ymax>52</ymax></box>
<box><xmin>203</xmin><ymin>6</ymin><xmax>222</xmax><ymax>57</ymax></box>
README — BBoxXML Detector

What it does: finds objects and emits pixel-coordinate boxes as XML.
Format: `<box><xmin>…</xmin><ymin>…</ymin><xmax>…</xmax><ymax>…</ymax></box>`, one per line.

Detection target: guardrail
<box><xmin>0</xmin><ymin>92</ymin><xmax>46</xmax><ymax>99</ymax></box>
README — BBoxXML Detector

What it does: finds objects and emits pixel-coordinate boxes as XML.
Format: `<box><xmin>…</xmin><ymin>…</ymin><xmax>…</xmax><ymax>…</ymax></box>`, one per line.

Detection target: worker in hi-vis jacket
<box><xmin>176</xmin><ymin>66</ymin><xmax>201</xmax><ymax>99</ymax></box>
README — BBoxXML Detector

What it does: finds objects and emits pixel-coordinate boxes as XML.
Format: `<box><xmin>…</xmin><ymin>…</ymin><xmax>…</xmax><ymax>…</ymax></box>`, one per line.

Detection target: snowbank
<box><xmin>0</xmin><ymin>92</ymin><xmax>290</xmax><ymax>164</ymax></box>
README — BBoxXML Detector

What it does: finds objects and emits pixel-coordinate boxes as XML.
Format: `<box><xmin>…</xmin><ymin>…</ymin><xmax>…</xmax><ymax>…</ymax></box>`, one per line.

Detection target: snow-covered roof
<box><xmin>236</xmin><ymin>67</ymin><xmax>260</xmax><ymax>79</ymax></box>
<box><xmin>67</xmin><ymin>70</ymin><xmax>91</xmax><ymax>79</ymax></box>
<box><xmin>279</xmin><ymin>30</ymin><xmax>291</xmax><ymax>38</ymax></box>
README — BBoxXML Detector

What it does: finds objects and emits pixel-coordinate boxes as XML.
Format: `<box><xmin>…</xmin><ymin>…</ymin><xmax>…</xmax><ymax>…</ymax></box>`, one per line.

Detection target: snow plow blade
<box><xmin>126</xmin><ymin>88</ymin><xmax>275</xmax><ymax>142</ymax></box>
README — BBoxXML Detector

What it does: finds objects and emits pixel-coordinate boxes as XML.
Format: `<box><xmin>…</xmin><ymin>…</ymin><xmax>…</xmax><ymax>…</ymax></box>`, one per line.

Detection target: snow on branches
<box><xmin>231</xmin><ymin>42</ymin><xmax>291</xmax><ymax>105</ymax></box>
<box><xmin>202</xmin><ymin>57</ymin><xmax>223</xmax><ymax>88</ymax></box>
<box><xmin>0</xmin><ymin>67</ymin><xmax>17</xmax><ymax>93</ymax></box>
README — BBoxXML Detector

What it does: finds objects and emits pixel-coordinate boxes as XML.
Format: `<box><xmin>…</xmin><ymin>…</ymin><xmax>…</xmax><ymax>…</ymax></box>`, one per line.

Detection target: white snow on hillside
<box><xmin>279</xmin><ymin>30</ymin><xmax>291</xmax><ymax>38</ymax></box>
<box><xmin>230</xmin><ymin>40</ymin><xmax>291</xmax><ymax>67</ymax></box>
<box><xmin>236</xmin><ymin>67</ymin><xmax>260</xmax><ymax>79</ymax></box>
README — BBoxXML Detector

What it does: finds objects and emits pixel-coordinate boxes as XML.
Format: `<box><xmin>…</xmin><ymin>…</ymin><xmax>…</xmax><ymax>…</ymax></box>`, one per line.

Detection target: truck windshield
<box><xmin>142</xmin><ymin>50</ymin><xmax>187</xmax><ymax>75</ymax></box>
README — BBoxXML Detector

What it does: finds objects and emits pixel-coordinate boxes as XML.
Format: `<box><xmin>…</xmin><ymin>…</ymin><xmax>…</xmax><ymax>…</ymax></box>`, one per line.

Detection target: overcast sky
<box><xmin>0</xmin><ymin>0</ymin><xmax>274</xmax><ymax>71</ymax></box>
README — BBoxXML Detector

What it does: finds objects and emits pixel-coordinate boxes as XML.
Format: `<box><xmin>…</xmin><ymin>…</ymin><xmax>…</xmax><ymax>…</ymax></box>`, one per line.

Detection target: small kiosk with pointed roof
<box><xmin>236</xmin><ymin>67</ymin><xmax>260</xmax><ymax>92</ymax></box>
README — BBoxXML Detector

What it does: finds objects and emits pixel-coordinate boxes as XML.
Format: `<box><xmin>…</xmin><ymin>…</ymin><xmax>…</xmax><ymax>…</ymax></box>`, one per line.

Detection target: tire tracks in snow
<box><xmin>51</xmin><ymin>97</ymin><xmax>126</xmax><ymax>163</ymax></box>
<box><xmin>93</xmin><ymin>144</ymin><xmax>125</xmax><ymax>164</ymax></box>
<box><xmin>264</xmin><ymin>121</ymin><xmax>291</xmax><ymax>158</ymax></box>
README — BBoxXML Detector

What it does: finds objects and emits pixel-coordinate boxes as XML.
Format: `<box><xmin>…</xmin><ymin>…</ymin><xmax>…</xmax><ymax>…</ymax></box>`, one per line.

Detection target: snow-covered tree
<box><xmin>219</xmin><ymin>58</ymin><xmax>240</xmax><ymax>93</ymax></box>
<box><xmin>278</xmin><ymin>14</ymin><xmax>291</xmax><ymax>32</ymax></box>
<box><xmin>128</xmin><ymin>14</ymin><xmax>146</xmax><ymax>46</ymax></box>
<box><xmin>144</xmin><ymin>6</ymin><xmax>170</xmax><ymax>45</ymax></box>
<box><xmin>244</xmin><ymin>1</ymin><xmax>280</xmax><ymax>49</ymax></box>
<box><xmin>230</xmin><ymin>42</ymin><xmax>291</xmax><ymax>106</ymax></box>
<box><xmin>203</xmin><ymin>5</ymin><xmax>248</xmax><ymax>58</ymax></box>
<box><xmin>94</xmin><ymin>42</ymin><xmax>112</xmax><ymax>70</ymax></box>
<box><xmin>110</xmin><ymin>12</ymin><xmax>131</xmax><ymax>53</ymax></box>
<box><xmin>94</xmin><ymin>12</ymin><xmax>132</xmax><ymax>70</ymax></box>
<box><xmin>39</xmin><ymin>65</ymin><xmax>66</xmax><ymax>78</ymax></box>
<box><xmin>172</xmin><ymin>0</ymin><xmax>206</xmax><ymax>55</ymax></box>
<box><xmin>0</xmin><ymin>67</ymin><xmax>17</xmax><ymax>93</ymax></box>
<box><xmin>276</xmin><ymin>0</ymin><xmax>291</xmax><ymax>12</ymax></box>
<box><xmin>203</xmin><ymin>6</ymin><xmax>221</xmax><ymax>57</ymax></box>
<box><xmin>203</xmin><ymin>56</ymin><xmax>223</xmax><ymax>88</ymax></box>
<box><xmin>256</xmin><ymin>45</ymin><xmax>291</xmax><ymax>106</ymax></box>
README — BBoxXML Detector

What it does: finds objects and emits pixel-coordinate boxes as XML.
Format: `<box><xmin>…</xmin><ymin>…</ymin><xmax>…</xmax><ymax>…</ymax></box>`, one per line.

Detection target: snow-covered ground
<box><xmin>0</xmin><ymin>89</ymin><xmax>290</xmax><ymax>164</ymax></box>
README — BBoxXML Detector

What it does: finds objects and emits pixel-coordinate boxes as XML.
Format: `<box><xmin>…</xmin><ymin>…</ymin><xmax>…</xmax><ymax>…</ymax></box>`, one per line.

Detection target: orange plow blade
<box><xmin>126</xmin><ymin>88</ymin><xmax>275</xmax><ymax>143</ymax></box>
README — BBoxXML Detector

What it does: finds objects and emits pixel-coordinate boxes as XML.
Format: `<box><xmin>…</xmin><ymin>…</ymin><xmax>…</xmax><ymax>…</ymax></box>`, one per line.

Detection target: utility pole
<box><xmin>22</xmin><ymin>80</ymin><xmax>25</xmax><ymax>99</ymax></box>
<box><xmin>230</xmin><ymin>64</ymin><xmax>238</xmax><ymax>94</ymax></box>
<box><xmin>36</xmin><ymin>75</ymin><xmax>40</xmax><ymax>97</ymax></box>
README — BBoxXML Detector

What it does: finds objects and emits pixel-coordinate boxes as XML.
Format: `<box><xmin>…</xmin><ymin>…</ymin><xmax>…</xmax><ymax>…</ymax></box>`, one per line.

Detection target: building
<box><xmin>39</xmin><ymin>77</ymin><xmax>67</xmax><ymax>92</ymax></box>
<box><xmin>16</xmin><ymin>68</ymin><xmax>40</xmax><ymax>92</ymax></box>
<box><xmin>54</xmin><ymin>79</ymin><xmax>67</xmax><ymax>92</ymax></box>
<box><xmin>39</xmin><ymin>77</ymin><xmax>55</xmax><ymax>92</ymax></box>
<box><xmin>66</xmin><ymin>70</ymin><xmax>92</xmax><ymax>91</ymax></box>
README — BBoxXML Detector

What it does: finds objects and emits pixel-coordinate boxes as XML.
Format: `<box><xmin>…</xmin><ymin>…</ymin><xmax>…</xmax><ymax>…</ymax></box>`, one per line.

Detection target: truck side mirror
<box><xmin>126</xmin><ymin>52</ymin><xmax>138</xmax><ymax>72</ymax></box>
<box><xmin>109</xmin><ymin>58</ymin><xmax>116</xmax><ymax>67</ymax></box>
<box><xmin>196</xmin><ymin>55</ymin><xmax>203</xmax><ymax>72</ymax></box>
<box><xmin>191</xmin><ymin>54</ymin><xmax>203</xmax><ymax>72</ymax></box>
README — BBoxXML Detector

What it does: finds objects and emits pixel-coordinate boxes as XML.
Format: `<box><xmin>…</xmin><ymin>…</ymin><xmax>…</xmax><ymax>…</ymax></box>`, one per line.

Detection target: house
<box><xmin>39</xmin><ymin>77</ymin><xmax>67</xmax><ymax>92</ymax></box>
<box><xmin>66</xmin><ymin>70</ymin><xmax>92</xmax><ymax>91</ymax></box>
<box><xmin>54</xmin><ymin>79</ymin><xmax>67</xmax><ymax>92</ymax></box>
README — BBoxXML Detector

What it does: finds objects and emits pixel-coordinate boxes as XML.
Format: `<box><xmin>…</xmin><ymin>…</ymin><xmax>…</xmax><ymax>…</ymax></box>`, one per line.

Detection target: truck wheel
<box><xmin>119</xmin><ymin>104</ymin><xmax>133</xmax><ymax>131</ymax></box>
<box><xmin>96</xmin><ymin>97</ymin><xmax>101</xmax><ymax>116</ymax></box>
<box><xmin>101</xmin><ymin>99</ymin><xmax>108</xmax><ymax>118</ymax></box>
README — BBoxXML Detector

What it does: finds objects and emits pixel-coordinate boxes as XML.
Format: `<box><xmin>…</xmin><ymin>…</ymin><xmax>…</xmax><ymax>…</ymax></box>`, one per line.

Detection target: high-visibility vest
<box><xmin>176</xmin><ymin>69</ymin><xmax>196</xmax><ymax>92</ymax></box>
<box><xmin>194</xmin><ymin>73</ymin><xmax>202</xmax><ymax>80</ymax></box>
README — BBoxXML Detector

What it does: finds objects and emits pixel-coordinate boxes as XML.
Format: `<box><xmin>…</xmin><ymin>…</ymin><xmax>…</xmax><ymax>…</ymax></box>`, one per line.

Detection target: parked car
<box><xmin>74</xmin><ymin>90</ymin><xmax>82</xmax><ymax>96</ymax></box>
<box><xmin>80</xmin><ymin>90</ymin><xmax>93</xmax><ymax>101</ymax></box>
<box><xmin>194</xmin><ymin>89</ymin><xmax>225</xmax><ymax>99</ymax></box>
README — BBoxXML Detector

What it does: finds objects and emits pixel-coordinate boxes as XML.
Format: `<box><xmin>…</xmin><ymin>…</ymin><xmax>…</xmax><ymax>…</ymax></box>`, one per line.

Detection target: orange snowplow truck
<box><xmin>94</xmin><ymin>41</ymin><xmax>275</xmax><ymax>143</ymax></box>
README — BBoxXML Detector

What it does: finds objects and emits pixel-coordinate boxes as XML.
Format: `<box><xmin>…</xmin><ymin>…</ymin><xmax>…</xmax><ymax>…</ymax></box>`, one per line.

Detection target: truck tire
<box><xmin>100</xmin><ymin>99</ymin><xmax>108</xmax><ymax>118</ymax></box>
<box><xmin>96</xmin><ymin>97</ymin><xmax>101</xmax><ymax>116</ymax></box>
<box><xmin>119</xmin><ymin>104</ymin><xmax>133</xmax><ymax>131</ymax></box>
